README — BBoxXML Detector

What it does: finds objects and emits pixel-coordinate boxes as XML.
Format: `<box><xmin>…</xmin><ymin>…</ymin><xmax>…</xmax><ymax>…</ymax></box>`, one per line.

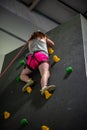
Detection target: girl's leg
<box><xmin>20</xmin><ymin>67</ymin><xmax>32</xmax><ymax>83</ymax></box>
<box><xmin>38</xmin><ymin>62</ymin><xmax>50</xmax><ymax>89</ymax></box>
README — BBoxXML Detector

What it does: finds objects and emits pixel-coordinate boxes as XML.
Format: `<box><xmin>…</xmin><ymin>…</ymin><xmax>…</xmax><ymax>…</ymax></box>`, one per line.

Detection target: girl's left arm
<box><xmin>46</xmin><ymin>37</ymin><xmax>55</xmax><ymax>47</ymax></box>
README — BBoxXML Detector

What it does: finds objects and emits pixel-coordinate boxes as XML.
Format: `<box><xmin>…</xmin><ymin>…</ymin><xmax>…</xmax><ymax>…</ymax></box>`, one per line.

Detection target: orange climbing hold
<box><xmin>25</xmin><ymin>86</ymin><xmax>32</xmax><ymax>93</ymax></box>
<box><xmin>44</xmin><ymin>90</ymin><xmax>52</xmax><ymax>99</ymax></box>
<box><xmin>53</xmin><ymin>55</ymin><xmax>60</xmax><ymax>62</ymax></box>
<box><xmin>41</xmin><ymin>125</ymin><xmax>50</xmax><ymax>130</ymax></box>
<box><xmin>48</xmin><ymin>47</ymin><xmax>54</xmax><ymax>55</ymax></box>
<box><xmin>4</xmin><ymin>111</ymin><xmax>11</xmax><ymax>119</ymax></box>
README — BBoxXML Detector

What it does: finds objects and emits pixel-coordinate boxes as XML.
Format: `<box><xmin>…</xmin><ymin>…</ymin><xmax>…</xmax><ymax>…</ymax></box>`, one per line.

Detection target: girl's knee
<box><xmin>20</xmin><ymin>71</ymin><xmax>25</xmax><ymax>80</ymax></box>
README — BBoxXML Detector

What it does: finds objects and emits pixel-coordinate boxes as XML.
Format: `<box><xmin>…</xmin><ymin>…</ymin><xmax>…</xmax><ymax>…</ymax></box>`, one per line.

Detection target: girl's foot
<box><xmin>22</xmin><ymin>78</ymin><xmax>34</xmax><ymax>92</ymax></box>
<box><xmin>40</xmin><ymin>85</ymin><xmax>56</xmax><ymax>95</ymax></box>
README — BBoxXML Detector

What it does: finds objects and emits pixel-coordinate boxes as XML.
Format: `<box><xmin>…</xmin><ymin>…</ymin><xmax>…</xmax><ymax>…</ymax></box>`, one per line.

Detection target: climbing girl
<box><xmin>20</xmin><ymin>31</ymin><xmax>56</xmax><ymax>95</ymax></box>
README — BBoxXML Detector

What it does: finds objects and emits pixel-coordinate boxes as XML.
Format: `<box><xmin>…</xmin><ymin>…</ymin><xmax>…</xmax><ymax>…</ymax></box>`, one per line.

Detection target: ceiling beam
<box><xmin>17</xmin><ymin>0</ymin><xmax>40</xmax><ymax>10</ymax></box>
<box><xmin>17</xmin><ymin>0</ymin><xmax>32</xmax><ymax>7</ymax></box>
<box><xmin>57</xmin><ymin>0</ymin><xmax>82</xmax><ymax>14</ymax></box>
<box><xmin>29</xmin><ymin>0</ymin><xmax>41</xmax><ymax>10</ymax></box>
<box><xmin>34</xmin><ymin>9</ymin><xmax>61</xmax><ymax>25</ymax></box>
<box><xmin>57</xmin><ymin>0</ymin><xmax>87</xmax><ymax>18</ymax></box>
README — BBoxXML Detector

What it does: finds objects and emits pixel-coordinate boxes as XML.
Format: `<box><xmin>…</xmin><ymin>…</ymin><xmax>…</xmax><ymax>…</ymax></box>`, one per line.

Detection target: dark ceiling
<box><xmin>18</xmin><ymin>0</ymin><xmax>87</xmax><ymax>25</ymax></box>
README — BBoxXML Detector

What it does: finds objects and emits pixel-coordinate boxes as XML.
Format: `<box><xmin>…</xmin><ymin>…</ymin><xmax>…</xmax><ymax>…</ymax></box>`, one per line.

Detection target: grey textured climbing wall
<box><xmin>0</xmin><ymin>14</ymin><xmax>87</xmax><ymax>130</ymax></box>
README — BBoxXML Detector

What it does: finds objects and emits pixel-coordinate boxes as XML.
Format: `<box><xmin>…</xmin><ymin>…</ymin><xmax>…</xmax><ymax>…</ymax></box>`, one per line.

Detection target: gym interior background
<box><xmin>0</xmin><ymin>0</ymin><xmax>87</xmax><ymax>130</ymax></box>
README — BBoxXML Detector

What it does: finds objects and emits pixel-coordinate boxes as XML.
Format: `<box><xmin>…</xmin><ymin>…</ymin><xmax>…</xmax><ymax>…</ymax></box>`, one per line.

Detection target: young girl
<box><xmin>20</xmin><ymin>31</ymin><xmax>55</xmax><ymax>95</ymax></box>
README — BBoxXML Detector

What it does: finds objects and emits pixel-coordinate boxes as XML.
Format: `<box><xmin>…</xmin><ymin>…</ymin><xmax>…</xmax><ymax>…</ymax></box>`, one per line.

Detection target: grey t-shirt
<box><xmin>28</xmin><ymin>39</ymin><xmax>48</xmax><ymax>56</ymax></box>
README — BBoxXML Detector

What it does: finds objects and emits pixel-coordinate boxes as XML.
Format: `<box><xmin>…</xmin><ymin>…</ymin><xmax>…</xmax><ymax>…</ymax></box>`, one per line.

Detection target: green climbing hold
<box><xmin>20</xmin><ymin>118</ymin><xmax>28</xmax><ymax>126</ymax></box>
<box><xmin>66</xmin><ymin>66</ymin><xmax>73</xmax><ymax>74</ymax></box>
<box><xmin>16</xmin><ymin>76</ymin><xmax>21</xmax><ymax>82</ymax></box>
<box><xmin>19</xmin><ymin>60</ymin><xmax>25</xmax><ymax>65</ymax></box>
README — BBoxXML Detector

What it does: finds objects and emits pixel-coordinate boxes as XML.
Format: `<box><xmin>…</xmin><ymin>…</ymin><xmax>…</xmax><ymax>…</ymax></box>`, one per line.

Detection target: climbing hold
<box><xmin>19</xmin><ymin>60</ymin><xmax>25</xmax><ymax>65</ymax></box>
<box><xmin>44</xmin><ymin>90</ymin><xmax>52</xmax><ymax>99</ymax></box>
<box><xmin>53</xmin><ymin>55</ymin><xmax>60</xmax><ymax>63</ymax></box>
<box><xmin>26</xmin><ymin>86</ymin><xmax>32</xmax><ymax>93</ymax></box>
<box><xmin>66</xmin><ymin>66</ymin><xmax>73</xmax><ymax>74</ymax></box>
<box><xmin>48</xmin><ymin>47</ymin><xmax>54</xmax><ymax>55</ymax></box>
<box><xmin>20</xmin><ymin>118</ymin><xmax>28</xmax><ymax>126</ymax></box>
<box><xmin>16</xmin><ymin>76</ymin><xmax>21</xmax><ymax>82</ymax></box>
<box><xmin>41</xmin><ymin>125</ymin><xmax>50</xmax><ymax>130</ymax></box>
<box><xmin>4</xmin><ymin>111</ymin><xmax>11</xmax><ymax>119</ymax></box>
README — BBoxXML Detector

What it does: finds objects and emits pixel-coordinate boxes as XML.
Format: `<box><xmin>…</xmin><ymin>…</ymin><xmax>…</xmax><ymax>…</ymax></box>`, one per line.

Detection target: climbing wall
<box><xmin>0</xmin><ymin>14</ymin><xmax>87</xmax><ymax>130</ymax></box>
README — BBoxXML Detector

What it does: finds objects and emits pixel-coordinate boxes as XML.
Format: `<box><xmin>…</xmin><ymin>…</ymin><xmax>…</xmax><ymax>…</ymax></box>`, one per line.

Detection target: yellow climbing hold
<box><xmin>26</xmin><ymin>86</ymin><xmax>32</xmax><ymax>93</ymax></box>
<box><xmin>44</xmin><ymin>90</ymin><xmax>52</xmax><ymax>99</ymax></box>
<box><xmin>4</xmin><ymin>111</ymin><xmax>11</xmax><ymax>119</ymax></box>
<box><xmin>48</xmin><ymin>47</ymin><xmax>54</xmax><ymax>55</ymax></box>
<box><xmin>41</xmin><ymin>125</ymin><xmax>50</xmax><ymax>130</ymax></box>
<box><xmin>53</xmin><ymin>55</ymin><xmax>60</xmax><ymax>62</ymax></box>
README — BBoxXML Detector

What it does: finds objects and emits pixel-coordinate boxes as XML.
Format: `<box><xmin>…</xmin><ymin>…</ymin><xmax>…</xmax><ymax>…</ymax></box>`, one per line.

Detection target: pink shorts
<box><xmin>26</xmin><ymin>51</ymin><xmax>49</xmax><ymax>71</ymax></box>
